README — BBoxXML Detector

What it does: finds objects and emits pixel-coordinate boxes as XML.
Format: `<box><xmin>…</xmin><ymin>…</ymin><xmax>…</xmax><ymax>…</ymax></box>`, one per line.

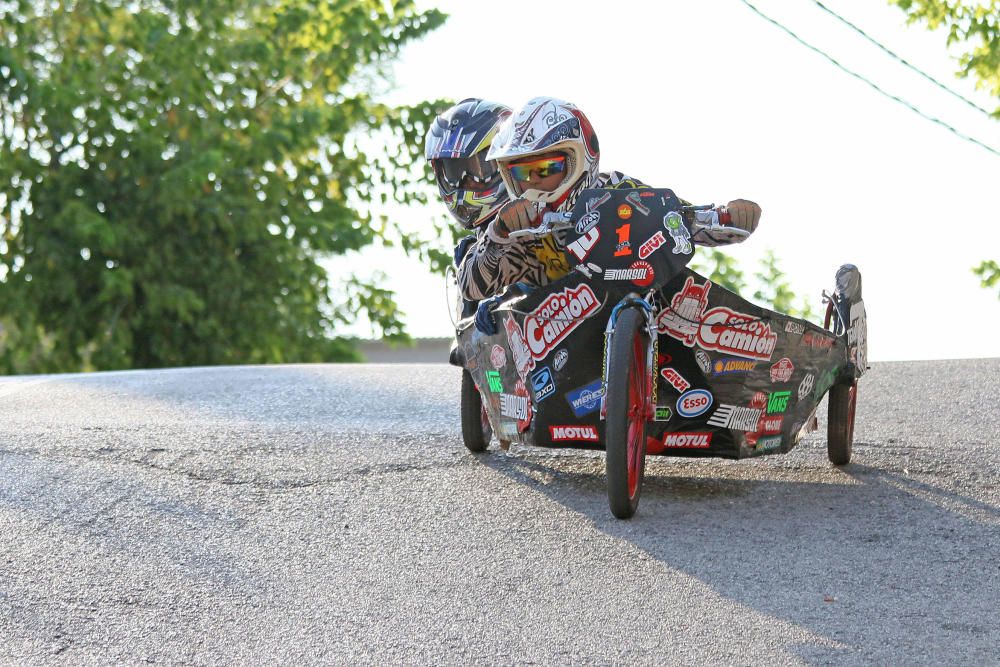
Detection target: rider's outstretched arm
<box><xmin>456</xmin><ymin>229</ymin><xmax>548</xmax><ymax>302</ymax></box>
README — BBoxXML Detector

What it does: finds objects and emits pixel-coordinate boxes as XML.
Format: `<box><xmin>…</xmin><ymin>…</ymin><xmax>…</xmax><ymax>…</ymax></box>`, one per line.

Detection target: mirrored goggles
<box><xmin>506</xmin><ymin>155</ymin><xmax>566</xmax><ymax>182</ymax></box>
<box><xmin>433</xmin><ymin>155</ymin><xmax>499</xmax><ymax>192</ymax></box>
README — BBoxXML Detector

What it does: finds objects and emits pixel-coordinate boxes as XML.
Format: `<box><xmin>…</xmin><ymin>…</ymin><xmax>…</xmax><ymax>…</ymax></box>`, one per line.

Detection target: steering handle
<box><xmin>506</xmin><ymin>211</ymin><xmax>574</xmax><ymax>240</ymax></box>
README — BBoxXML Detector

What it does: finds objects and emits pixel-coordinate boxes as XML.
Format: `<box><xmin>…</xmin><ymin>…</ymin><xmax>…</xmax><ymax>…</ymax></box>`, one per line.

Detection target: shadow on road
<box><xmin>473</xmin><ymin>444</ymin><xmax>999</xmax><ymax>664</ymax></box>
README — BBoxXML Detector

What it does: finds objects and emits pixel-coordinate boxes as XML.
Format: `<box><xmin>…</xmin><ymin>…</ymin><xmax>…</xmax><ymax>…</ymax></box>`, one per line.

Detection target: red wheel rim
<box><xmin>626</xmin><ymin>331</ymin><xmax>646</xmax><ymax>499</ymax></box>
<box><xmin>847</xmin><ymin>383</ymin><xmax>857</xmax><ymax>443</ymax></box>
<box><xmin>480</xmin><ymin>405</ymin><xmax>490</xmax><ymax>436</ymax></box>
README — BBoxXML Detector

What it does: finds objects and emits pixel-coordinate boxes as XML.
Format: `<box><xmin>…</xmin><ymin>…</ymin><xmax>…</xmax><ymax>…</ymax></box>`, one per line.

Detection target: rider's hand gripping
<box><xmin>723</xmin><ymin>199</ymin><xmax>762</xmax><ymax>234</ymax></box>
<box><xmin>489</xmin><ymin>199</ymin><xmax>540</xmax><ymax>240</ymax></box>
<box><xmin>474</xmin><ymin>294</ymin><xmax>504</xmax><ymax>335</ymax></box>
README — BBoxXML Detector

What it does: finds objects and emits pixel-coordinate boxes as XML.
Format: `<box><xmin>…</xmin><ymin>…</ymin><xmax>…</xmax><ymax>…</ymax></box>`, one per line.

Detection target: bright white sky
<box><xmin>330</xmin><ymin>0</ymin><xmax>1000</xmax><ymax>362</ymax></box>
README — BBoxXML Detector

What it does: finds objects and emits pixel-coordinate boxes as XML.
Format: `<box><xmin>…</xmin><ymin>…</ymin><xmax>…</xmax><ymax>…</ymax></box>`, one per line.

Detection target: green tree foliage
<box><xmin>891</xmin><ymin>0</ymin><xmax>1000</xmax><ymax>297</ymax></box>
<box><xmin>689</xmin><ymin>249</ymin><xmax>747</xmax><ymax>294</ymax></box>
<box><xmin>891</xmin><ymin>0</ymin><xmax>1000</xmax><ymax>115</ymax></box>
<box><xmin>691</xmin><ymin>248</ymin><xmax>817</xmax><ymax>321</ymax></box>
<box><xmin>973</xmin><ymin>259</ymin><xmax>1000</xmax><ymax>296</ymax></box>
<box><xmin>752</xmin><ymin>249</ymin><xmax>816</xmax><ymax>321</ymax></box>
<box><xmin>0</xmin><ymin>0</ymin><xmax>446</xmax><ymax>373</ymax></box>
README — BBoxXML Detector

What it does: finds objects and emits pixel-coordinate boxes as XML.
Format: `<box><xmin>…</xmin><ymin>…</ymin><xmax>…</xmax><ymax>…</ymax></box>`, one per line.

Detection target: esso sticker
<box><xmin>676</xmin><ymin>389</ymin><xmax>713</xmax><ymax>418</ymax></box>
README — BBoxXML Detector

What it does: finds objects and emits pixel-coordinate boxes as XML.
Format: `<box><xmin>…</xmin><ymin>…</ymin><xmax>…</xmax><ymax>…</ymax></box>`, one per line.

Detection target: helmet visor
<box><xmin>433</xmin><ymin>155</ymin><xmax>500</xmax><ymax>193</ymax></box>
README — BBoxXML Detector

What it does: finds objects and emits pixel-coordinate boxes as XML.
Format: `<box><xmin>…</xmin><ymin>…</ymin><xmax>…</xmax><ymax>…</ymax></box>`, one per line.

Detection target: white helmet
<box><xmin>486</xmin><ymin>97</ymin><xmax>600</xmax><ymax>207</ymax></box>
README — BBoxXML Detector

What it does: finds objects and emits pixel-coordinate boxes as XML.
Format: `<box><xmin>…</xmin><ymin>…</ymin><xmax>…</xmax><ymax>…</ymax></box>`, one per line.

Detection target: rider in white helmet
<box><xmin>460</xmin><ymin>96</ymin><xmax>761</xmax><ymax>304</ymax></box>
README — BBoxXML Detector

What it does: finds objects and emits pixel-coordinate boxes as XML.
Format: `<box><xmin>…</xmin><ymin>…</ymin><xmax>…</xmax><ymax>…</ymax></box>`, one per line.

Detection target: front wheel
<box><xmin>605</xmin><ymin>308</ymin><xmax>650</xmax><ymax>519</ymax></box>
<box><xmin>827</xmin><ymin>381</ymin><xmax>857</xmax><ymax>465</ymax></box>
<box><xmin>461</xmin><ymin>370</ymin><xmax>492</xmax><ymax>453</ymax></box>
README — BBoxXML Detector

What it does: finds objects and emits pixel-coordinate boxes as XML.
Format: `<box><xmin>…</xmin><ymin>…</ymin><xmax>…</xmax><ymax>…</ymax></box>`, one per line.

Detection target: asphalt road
<box><xmin>1</xmin><ymin>360</ymin><xmax>998</xmax><ymax>665</ymax></box>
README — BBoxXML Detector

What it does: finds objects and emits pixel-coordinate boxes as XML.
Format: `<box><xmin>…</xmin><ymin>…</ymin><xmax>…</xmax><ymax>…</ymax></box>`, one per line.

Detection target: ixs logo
<box><xmin>713</xmin><ymin>357</ymin><xmax>757</xmax><ymax>376</ymax></box>
<box><xmin>604</xmin><ymin>260</ymin><xmax>655</xmax><ymax>287</ymax></box>
<box><xmin>504</xmin><ymin>315</ymin><xmax>533</xmax><ymax>381</ymax></box>
<box><xmin>662</xmin><ymin>432</ymin><xmax>712</xmax><ymax>448</ymax></box>
<box><xmin>770</xmin><ymin>357</ymin><xmax>794</xmax><ymax>383</ymax></box>
<box><xmin>638</xmin><ymin>231</ymin><xmax>666</xmax><ymax>260</ymax></box>
<box><xmin>575</xmin><ymin>210</ymin><xmax>601</xmax><ymax>235</ymax></box>
<box><xmin>707</xmin><ymin>404</ymin><xmax>762</xmax><ymax>431</ymax></box>
<box><xmin>550</xmin><ymin>425</ymin><xmax>599</xmax><ymax>442</ymax></box>
<box><xmin>695</xmin><ymin>350</ymin><xmax>712</xmax><ymax>375</ymax></box>
<box><xmin>523</xmin><ymin>284</ymin><xmax>599</xmax><ymax>361</ymax></box>
<box><xmin>676</xmin><ymin>389</ymin><xmax>713</xmax><ymax>418</ymax></box>
<box><xmin>660</xmin><ymin>367</ymin><xmax>690</xmax><ymax>393</ymax></box>
<box><xmin>803</xmin><ymin>331</ymin><xmax>836</xmax><ymax>349</ymax></box>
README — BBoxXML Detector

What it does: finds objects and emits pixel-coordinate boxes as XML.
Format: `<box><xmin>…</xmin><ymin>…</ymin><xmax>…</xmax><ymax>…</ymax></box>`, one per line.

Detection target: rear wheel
<box><xmin>605</xmin><ymin>308</ymin><xmax>650</xmax><ymax>519</ymax></box>
<box><xmin>461</xmin><ymin>370</ymin><xmax>492</xmax><ymax>453</ymax></box>
<box><xmin>827</xmin><ymin>381</ymin><xmax>857</xmax><ymax>465</ymax></box>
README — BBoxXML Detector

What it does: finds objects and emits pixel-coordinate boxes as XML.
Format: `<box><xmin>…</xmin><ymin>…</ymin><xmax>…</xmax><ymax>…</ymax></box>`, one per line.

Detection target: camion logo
<box><xmin>662</xmin><ymin>432</ymin><xmax>712</xmax><ymax>448</ymax></box>
<box><xmin>697</xmin><ymin>307</ymin><xmax>778</xmax><ymax>361</ymax></box>
<box><xmin>523</xmin><ymin>284</ymin><xmax>599</xmax><ymax>361</ymax></box>
<box><xmin>550</xmin><ymin>425</ymin><xmax>599</xmax><ymax>441</ymax></box>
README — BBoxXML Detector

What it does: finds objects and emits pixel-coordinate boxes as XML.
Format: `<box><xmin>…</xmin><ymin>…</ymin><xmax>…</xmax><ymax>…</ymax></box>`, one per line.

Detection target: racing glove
<box><xmin>487</xmin><ymin>199</ymin><xmax>540</xmax><ymax>242</ymax></box>
<box><xmin>474</xmin><ymin>294</ymin><xmax>504</xmax><ymax>335</ymax></box>
<box><xmin>725</xmin><ymin>199</ymin><xmax>762</xmax><ymax>234</ymax></box>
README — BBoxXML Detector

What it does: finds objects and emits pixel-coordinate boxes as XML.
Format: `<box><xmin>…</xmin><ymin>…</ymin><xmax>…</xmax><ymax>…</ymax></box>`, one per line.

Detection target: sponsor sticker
<box><xmin>707</xmin><ymin>404</ymin><xmax>763</xmax><ymax>431</ymax></box>
<box><xmin>663</xmin><ymin>211</ymin><xmax>693</xmax><ymax>254</ymax></box>
<box><xmin>756</xmin><ymin>435</ymin><xmax>782</xmax><ymax>451</ymax></box>
<box><xmin>486</xmin><ymin>370</ymin><xmax>503</xmax><ymax>393</ymax></box>
<box><xmin>660</xmin><ymin>367</ymin><xmax>691</xmax><ymax>393</ymax></box>
<box><xmin>614</xmin><ymin>223</ymin><xmax>632</xmax><ymax>257</ymax></box>
<box><xmin>625</xmin><ymin>191</ymin><xmax>651</xmax><ymax>216</ymax></box>
<box><xmin>575</xmin><ymin>210</ymin><xmax>601</xmax><ymax>235</ymax></box>
<box><xmin>695</xmin><ymin>350</ymin><xmax>712</xmax><ymax>375</ymax></box>
<box><xmin>504</xmin><ymin>315</ymin><xmax>533</xmax><ymax>382</ymax></box>
<box><xmin>530</xmin><ymin>366</ymin><xmax>556</xmax><ymax>403</ymax></box>
<box><xmin>712</xmin><ymin>357</ymin><xmax>757</xmax><ymax>376</ymax></box>
<box><xmin>654</xmin><ymin>406</ymin><xmax>673</xmax><ymax>422</ymax></box>
<box><xmin>656</xmin><ymin>277</ymin><xmax>777</xmax><ymax>361</ymax></box>
<box><xmin>676</xmin><ymin>389</ymin><xmax>713</xmax><ymax>418</ymax></box>
<box><xmin>490</xmin><ymin>344</ymin><xmax>506</xmax><ymax>369</ymax></box>
<box><xmin>550</xmin><ymin>425</ymin><xmax>600</xmax><ymax>442</ymax></box>
<box><xmin>523</xmin><ymin>284</ymin><xmax>600</xmax><ymax>362</ymax></box>
<box><xmin>767</xmin><ymin>391</ymin><xmax>791</xmax><ymax>414</ymax></box>
<box><xmin>638</xmin><ymin>231</ymin><xmax>667</xmax><ymax>260</ymax></box>
<box><xmin>566</xmin><ymin>228</ymin><xmax>600</xmax><ymax>262</ymax></box>
<box><xmin>662</xmin><ymin>432</ymin><xmax>712</xmax><ymax>448</ymax></box>
<box><xmin>759</xmin><ymin>415</ymin><xmax>783</xmax><ymax>433</ymax></box>
<box><xmin>617</xmin><ymin>204</ymin><xmax>633</xmax><ymax>219</ymax></box>
<box><xmin>565</xmin><ymin>380</ymin><xmax>605</xmax><ymax>418</ymax></box>
<box><xmin>604</xmin><ymin>260</ymin><xmax>654</xmax><ymax>287</ymax></box>
<box><xmin>770</xmin><ymin>357</ymin><xmax>794</xmax><ymax>383</ymax></box>
<box><xmin>798</xmin><ymin>373</ymin><xmax>815</xmax><ymax>401</ymax></box>
<box><xmin>500</xmin><ymin>391</ymin><xmax>528</xmax><ymax>421</ymax></box>
<box><xmin>784</xmin><ymin>321</ymin><xmax>805</xmax><ymax>335</ymax></box>
<box><xmin>553</xmin><ymin>349</ymin><xmax>569</xmax><ymax>371</ymax></box>
<box><xmin>803</xmin><ymin>331</ymin><xmax>836</xmax><ymax>349</ymax></box>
